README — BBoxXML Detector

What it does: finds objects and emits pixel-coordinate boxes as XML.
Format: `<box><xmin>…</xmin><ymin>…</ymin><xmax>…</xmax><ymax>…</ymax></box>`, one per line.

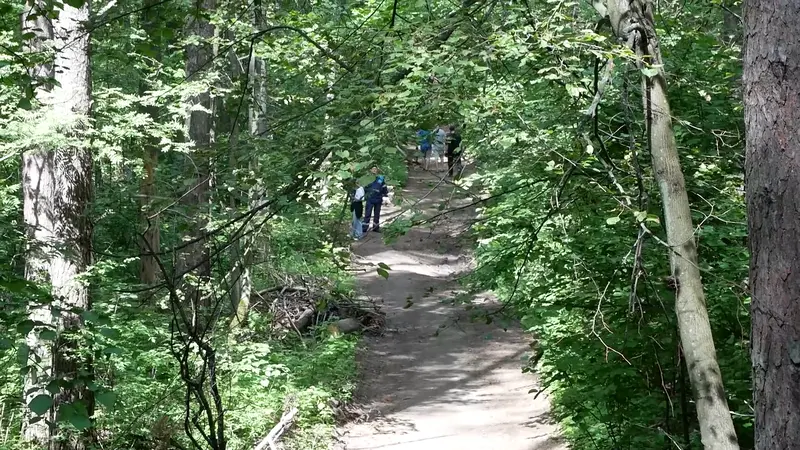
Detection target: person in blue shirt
<box><xmin>362</xmin><ymin>174</ymin><xmax>389</xmax><ymax>233</ymax></box>
<box><xmin>416</xmin><ymin>129</ymin><xmax>431</xmax><ymax>165</ymax></box>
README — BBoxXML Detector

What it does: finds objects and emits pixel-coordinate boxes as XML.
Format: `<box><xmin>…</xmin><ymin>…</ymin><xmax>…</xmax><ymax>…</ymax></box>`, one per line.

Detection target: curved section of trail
<box><xmin>338</xmin><ymin>166</ymin><xmax>566</xmax><ymax>450</ymax></box>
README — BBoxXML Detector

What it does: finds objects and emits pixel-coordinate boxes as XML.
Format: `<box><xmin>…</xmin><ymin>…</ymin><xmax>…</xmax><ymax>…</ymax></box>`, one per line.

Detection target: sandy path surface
<box><xmin>336</xmin><ymin>166</ymin><xmax>567</xmax><ymax>450</ymax></box>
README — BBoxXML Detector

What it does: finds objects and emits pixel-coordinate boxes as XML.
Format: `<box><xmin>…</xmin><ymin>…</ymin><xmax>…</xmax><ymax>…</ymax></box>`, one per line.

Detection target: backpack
<box><xmin>417</xmin><ymin>130</ymin><xmax>432</xmax><ymax>150</ymax></box>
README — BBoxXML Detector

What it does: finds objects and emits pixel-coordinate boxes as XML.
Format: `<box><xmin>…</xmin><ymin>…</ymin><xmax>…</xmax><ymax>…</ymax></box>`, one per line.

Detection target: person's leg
<box><xmin>373</xmin><ymin>202</ymin><xmax>382</xmax><ymax>231</ymax></box>
<box><xmin>364</xmin><ymin>202</ymin><xmax>374</xmax><ymax>231</ymax></box>
<box><xmin>351</xmin><ymin>211</ymin><xmax>361</xmax><ymax>239</ymax></box>
<box><xmin>447</xmin><ymin>152</ymin><xmax>454</xmax><ymax>177</ymax></box>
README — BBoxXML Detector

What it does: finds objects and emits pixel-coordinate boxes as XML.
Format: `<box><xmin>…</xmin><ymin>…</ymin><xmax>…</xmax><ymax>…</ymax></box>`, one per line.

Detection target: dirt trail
<box><xmin>337</xmin><ymin>166</ymin><xmax>566</xmax><ymax>450</ymax></box>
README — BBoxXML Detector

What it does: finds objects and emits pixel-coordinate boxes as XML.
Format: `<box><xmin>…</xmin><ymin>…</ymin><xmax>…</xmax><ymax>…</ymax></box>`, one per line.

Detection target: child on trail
<box><xmin>362</xmin><ymin>174</ymin><xmax>389</xmax><ymax>233</ymax></box>
<box><xmin>350</xmin><ymin>179</ymin><xmax>365</xmax><ymax>240</ymax></box>
<box><xmin>445</xmin><ymin>124</ymin><xmax>463</xmax><ymax>179</ymax></box>
<box><xmin>431</xmin><ymin>125</ymin><xmax>447</xmax><ymax>172</ymax></box>
<box><xmin>416</xmin><ymin>129</ymin><xmax>432</xmax><ymax>165</ymax></box>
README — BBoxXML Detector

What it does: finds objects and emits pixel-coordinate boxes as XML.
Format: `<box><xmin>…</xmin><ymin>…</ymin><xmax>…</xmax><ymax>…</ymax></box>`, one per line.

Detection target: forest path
<box><xmin>336</xmin><ymin>165</ymin><xmax>566</xmax><ymax>450</ymax></box>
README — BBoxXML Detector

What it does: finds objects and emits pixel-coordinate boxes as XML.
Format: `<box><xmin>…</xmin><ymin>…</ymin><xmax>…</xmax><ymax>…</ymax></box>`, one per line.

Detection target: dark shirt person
<box><xmin>445</xmin><ymin>125</ymin><xmax>463</xmax><ymax>178</ymax></box>
<box><xmin>363</xmin><ymin>175</ymin><xmax>389</xmax><ymax>232</ymax></box>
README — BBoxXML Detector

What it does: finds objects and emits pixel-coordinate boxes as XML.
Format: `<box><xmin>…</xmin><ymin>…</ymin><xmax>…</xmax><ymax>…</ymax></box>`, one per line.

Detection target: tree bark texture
<box><xmin>177</xmin><ymin>0</ymin><xmax>216</xmax><ymax>318</ymax></box>
<box><xmin>248</xmin><ymin>0</ymin><xmax>269</xmax><ymax>137</ymax></box>
<box><xmin>21</xmin><ymin>1</ymin><xmax>94</xmax><ymax>448</ymax></box>
<box><xmin>138</xmin><ymin>0</ymin><xmax>164</xmax><ymax>287</ymax></box>
<box><xmin>743</xmin><ymin>1</ymin><xmax>800</xmax><ymax>448</ymax></box>
<box><xmin>139</xmin><ymin>139</ymin><xmax>160</xmax><ymax>285</ymax></box>
<box><xmin>604</xmin><ymin>1</ymin><xmax>740</xmax><ymax>448</ymax></box>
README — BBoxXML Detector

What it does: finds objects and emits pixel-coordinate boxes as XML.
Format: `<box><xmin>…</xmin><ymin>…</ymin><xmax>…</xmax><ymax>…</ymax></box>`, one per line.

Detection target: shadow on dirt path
<box><xmin>337</xmin><ymin>166</ymin><xmax>567</xmax><ymax>450</ymax></box>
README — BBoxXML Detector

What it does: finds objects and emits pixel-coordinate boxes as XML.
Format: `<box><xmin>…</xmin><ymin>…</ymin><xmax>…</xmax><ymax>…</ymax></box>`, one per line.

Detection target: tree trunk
<box><xmin>177</xmin><ymin>0</ymin><xmax>216</xmax><ymax>326</ymax></box>
<box><xmin>138</xmin><ymin>0</ymin><xmax>163</xmax><ymax>287</ymax></box>
<box><xmin>249</xmin><ymin>0</ymin><xmax>269</xmax><ymax>137</ymax></box>
<box><xmin>139</xmin><ymin>141</ymin><xmax>160</xmax><ymax>285</ymax></box>
<box><xmin>743</xmin><ymin>1</ymin><xmax>800</xmax><ymax>448</ymax></box>
<box><xmin>229</xmin><ymin>0</ymin><xmax>268</xmax><ymax>327</ymax></box>
<box><xmin>602</xmin><ymin>1</ymin><xmax>740</xmax><ymax>448</ymax></box>
<box><xmin>21</xmin><ymin>1</ymin><xmax>95</xmax><ymax>448</ymax></box>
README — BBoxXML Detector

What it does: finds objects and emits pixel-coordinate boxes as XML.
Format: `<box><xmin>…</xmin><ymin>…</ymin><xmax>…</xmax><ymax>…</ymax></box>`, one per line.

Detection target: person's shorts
<box><xmin>420</xmin><ymin>145</ymin><xmax>431</xmax><ymax>155</ymax></box>
<box><xmin>431</xmin><ymin>145</ymin><xmax>444</xmax><ymax>157</ymax></box>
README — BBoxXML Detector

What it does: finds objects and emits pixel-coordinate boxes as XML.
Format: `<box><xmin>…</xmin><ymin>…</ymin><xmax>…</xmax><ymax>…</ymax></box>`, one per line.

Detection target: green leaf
<box><xmin>0</xmin><ymin>338</ymin><xmax>12</xmax><ymax>350</ymax></box>
<box><xmin>102</xmin><ymin>346</ymin><xmax>123</xmax><ymax>355</ymax></box>
<box><xmin>69</xmin><ymin>412</ymin><xmax>92</xmax><ymax>431</ymax></box>
<box><xmin>377</xmin><ymin>268</ymin><xmax>389</xmax><ymax>279</ymax></box>
<box><xmin>606</xmin><ymin>216</ymin><xmax>621</xmax><ymax>225</ymax></box>
<box><xmin>96</xmin><ymin>391</ymin><xmax>116</xmax><ymax>410</ymax></box>
<box><xmin>18</xmin><ymin>97</ymin><xmax>32</xmax><ymax>110</ymax></box>
<box><xmin>641</xmin><ymin>67</ymin><xmax>659</xmax><ymax>78</ymax></box>
<box><xmin>80</xmin><ymin>310</ymin><xmax>99</xmax><ymax>323</ymax></box>
<box><xmin>59</xmin><ymin>403</ymin><xmax>91</xmax><ymax>430</ymax></box>
<box><xmin>16</xmin><ymin>319</ymin><xmax>35</xmax><ymax>335</ymax></box>
<box><xmin>29</xmin><ymin>394</ymin><xmax>53</xmax><ymax>416</ymax></box>
<box><xmin>39</xmin><ymin>329</ymin><xmax>57</xmax><ymax>341</ymax></box>
<box><xmin>64</xmin><ymin>0</ymin><xmax>88</xmax><ymax>7</ymax></box>
<box><xmin>0</xmin><ymin>278</ymin><xmax>32</xmax><ymax>292</ymax></box>
<box><xmin>98</xmin><ymin>327</ymin><xmax>120</xmax><ymax>339</ymax></box>
<box><xmin>46</xmin><ymin>380</ymin><xmax>62</xmax><ymax>395</ymax></box>
<box><xmin>566</xmin><ymin>84</ymin><xmax>582</xmax><ymax>98</ymax></box>
<box><xmin>377</xmin><ymin>262</ymin><xmax>391</xmax><ymax>271</ymax></box>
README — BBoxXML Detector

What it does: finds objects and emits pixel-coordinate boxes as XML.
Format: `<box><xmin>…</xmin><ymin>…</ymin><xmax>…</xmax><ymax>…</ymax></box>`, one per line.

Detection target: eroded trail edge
<box><xmin>337</xmin><ymin>166</ymin><xmax>566</xmax><ymax>450</ymax></box>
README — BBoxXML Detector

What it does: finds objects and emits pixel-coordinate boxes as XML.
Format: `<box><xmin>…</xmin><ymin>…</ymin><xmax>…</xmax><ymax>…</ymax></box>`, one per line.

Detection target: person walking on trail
<box><xmin>350</xmin><ymin>179</ymin><xmax>365</xmax><ymax>240</ymax></box>
<box><xmin>416</xmin><ymin>129</ymin><xmax>432</xmax><ymax>166</ymax></box>
<box><xmin>431</xmin><ymin>125</ymin><xmax>447</xmax><ymax>172</ymax></box>
<box><xmin>362</xmin><ymin>174</ymin><xmax>389</xmax><ymax>233</ymax></box>
<box><xmin>445</xmin><ymin>124</ymin><xmax>463</xmax><ymax>178</ymax></box>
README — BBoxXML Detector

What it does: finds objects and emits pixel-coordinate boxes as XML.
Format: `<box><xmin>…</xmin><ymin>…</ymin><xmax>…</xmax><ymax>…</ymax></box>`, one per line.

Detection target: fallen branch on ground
<box><xmin>253</xmin><ymin>407</ymin><xmax>299</xmax><ymax>450</ymax></box>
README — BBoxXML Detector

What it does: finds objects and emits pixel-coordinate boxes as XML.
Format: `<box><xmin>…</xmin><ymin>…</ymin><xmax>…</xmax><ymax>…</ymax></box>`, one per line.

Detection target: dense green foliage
<box><xmin>460</xmin><ymin>5</ymin><xmax>751</xmax><ymax>450</ymax></box>
<box><xmin>0</xmin><ymin>0</ymin><xmax>752</xmax><ymax>449</ymax></box>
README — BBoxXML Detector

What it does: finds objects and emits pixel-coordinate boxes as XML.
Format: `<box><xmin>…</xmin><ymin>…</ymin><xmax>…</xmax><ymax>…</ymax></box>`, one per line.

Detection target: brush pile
<box><xmin>250</xmin><ymin>281</ymin><xmax>384</xmax><ymax>337</ymax></box>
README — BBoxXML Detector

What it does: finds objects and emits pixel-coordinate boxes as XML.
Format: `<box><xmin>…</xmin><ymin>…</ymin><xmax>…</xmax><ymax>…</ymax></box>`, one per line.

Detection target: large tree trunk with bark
<box><xmin>177</xmin><ymin>0</ymin><xmax>216</xmax><ymax>318</ymax></box>
<box><xmin>600</xmin><ymin>0</ymin><xmax>740</xmax><ymax>448</ymax></box>
<box><xmin>21</xmin><ymin>1</ymin><xmax>95</xmax><ymax>448</ymax></box>
<box><xmin>743</xmin><ymin>1</ymin><xmax>800</xmax><ymax>448</ymax></box>
<box><xmin>138</xmin><ymin>0</ymin><xmax>164</xmax><ymax>287</ymax></box>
